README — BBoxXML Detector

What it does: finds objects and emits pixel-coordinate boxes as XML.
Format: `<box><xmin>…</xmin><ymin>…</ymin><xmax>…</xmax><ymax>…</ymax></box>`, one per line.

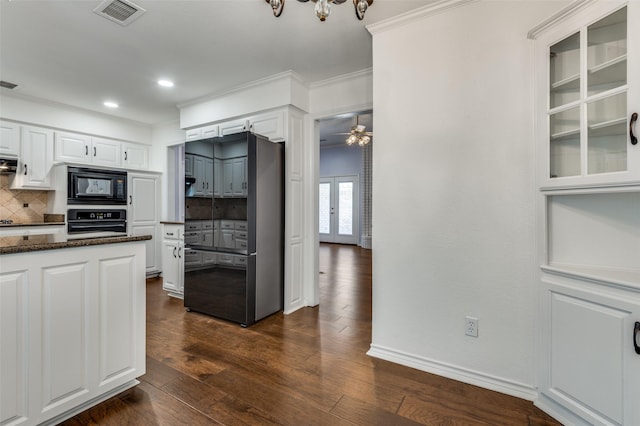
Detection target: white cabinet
<box><xmin>55</xmin><ymin>131</ymin><xmax>149</xmax><ymax>170</ymax></box>
<box><xmin>219</xmin><ymin>118</ymin><xmax>249</xmax><ymax>136</ymax></box>
<box><xmin>186</xmin><ymin>155</ymin><xmax>214</xmax><ymax>198</ymax></box>
<box><xmin>223</xmin><ymin>157</ymin><xmax>247</xmax><ymax>197</ymax></box>
<box><xmin>54</xmin><ymin>132</ymin><xmax>121</xmax><ymax>167</ymax></box>
<box><xmin>248</xmin><ymin>110</ymin><xmax>285</xmax><ymax>141</ymax></box>
<box><xmin>192</xmin><ymin>155</ymin><xmax>206</xmax><ymax>197</ymax></box>
<box><xmin>128</xmin><ymin>172</ymin><xmax>160</xmax><ymax>276</ymax></box>
<box><xmin>91</xmin><ymin>137</ymin><xmax>121</xmax><ymax>167</ymax></box>
<box><xmin>213</xmin><ymin>158</ymin><xmax>222</xmax><ymax>197</ymax></box>
<box><xmin>122</xmin><ymin>142</ymin><xmax>149</xmax><ymax>170</ymax></box>
<box><xmin>0</xmin><ymin>120</ymin><xmax>20</xmax><ymax>157</ymax></box>
<box><xmin>217</xmin><ymin>111</ymin><xmax>285</xmax><ymax>141</ymax></box>
<box><xmin>205</xmin><ymin>158</ymin><xmax>214</xmax><ymax>197</ymax></box>
<box><xmin>534</xmin><ymin>1</ymin><xmax>639</xmax><ymax>189</ymax></box>
<box><xmin>0</xmin><ymin>242</ymin><xmax>145</xmax><ymax>426</ymax></box>
<box><xmin>11</xmin><ymin>125</ymin><xmax>54</xmax><ymax>189</ymax></box>
<box><xmin>162</xmin><ymin>224</ymin><xmax>184</xmax><ymax>298</ymax></box>
<box><xmin>185</xmin><ymin>124</ymin><xmax>219</xmax><ymax>141</ymax></box>
<box><xmin>532</xmin><ymin>3</ymin><xmax>640</xmax><ymax>424</ymax></box>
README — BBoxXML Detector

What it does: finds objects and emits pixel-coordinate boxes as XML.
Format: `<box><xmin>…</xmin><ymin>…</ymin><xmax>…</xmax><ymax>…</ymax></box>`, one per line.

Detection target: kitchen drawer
<box><xmin>185</xmin><ymin>221</ymin><xmax>202</xmax><ymax>231</ymax></box>
<box><xmin>184</xmin><ymin>249</ymin><xmax>202</xmax><ymax>267</ymax></box>
<box><xmin>235</xmin><ymin>239</ymin><xmax>248</xmax><ymax>251</ymax></box>
<box><xmin>221</xmin><ymin>220</ymin><xmax>235</xmax><ymax>230</ymax></box>
<box><xmin>163</xmin><ymin>224</ymin><xmax>183</xmax><ymax>240</ymax></box>
<box><xmin>235</xmin><ymin>221</ymin><xmax>248</xmax><ymax>231</ymax></box>
<box><xmin>217</xmin><ymin>254</ymin><xmax>234</xmax><ymax>265</ymax></box>
<box><xmin>235</xmin><ymin>230</ymin><xmax>247</xmax><ymax>240</ymax></box>
<box><xmin>202</xmin><ymin>251</ymin><xmax>217</xmax><ymax>266</ymax></box>
<box><xmin>184</xmin><ymin>230</ymin><xmax>201</xmax><ymax>245</ymax></box>
<box><xmin>233</xmin><ymin>255</ymin><xmax>247</xmax><ymax>268</ymax></box>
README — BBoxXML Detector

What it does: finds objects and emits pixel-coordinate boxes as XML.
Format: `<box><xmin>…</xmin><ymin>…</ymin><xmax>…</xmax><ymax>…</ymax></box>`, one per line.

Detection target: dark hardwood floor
<box><xmin>62</xmin><ymin>243</ymin><xmax>560</xmax><ymax>425</ymax></box>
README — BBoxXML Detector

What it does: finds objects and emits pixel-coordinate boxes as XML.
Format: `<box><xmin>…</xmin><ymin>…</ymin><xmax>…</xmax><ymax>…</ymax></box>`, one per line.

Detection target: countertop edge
<box><xmin>0</xmin><ymin>235</ymin><xmax>152</xmax><ymax>255</ymax></box>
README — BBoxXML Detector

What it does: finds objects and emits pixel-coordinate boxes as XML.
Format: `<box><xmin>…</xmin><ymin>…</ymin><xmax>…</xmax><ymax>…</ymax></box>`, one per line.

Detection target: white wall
<box><xmin>367</xmin><ymin>0</ymin><xmax>565</xmax><ymax>399</ymax></box>
<box><xmin>0</xmin><ymin>94</ymin><xmax>152</xmax><ymax>144</ymax></box>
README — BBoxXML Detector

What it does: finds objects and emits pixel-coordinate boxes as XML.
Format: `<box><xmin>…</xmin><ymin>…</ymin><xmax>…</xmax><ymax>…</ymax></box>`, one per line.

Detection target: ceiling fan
<box><xmin>340</xmin><ymin>115</ymin><xmax>373</xmax><ymax>146</ymax></box>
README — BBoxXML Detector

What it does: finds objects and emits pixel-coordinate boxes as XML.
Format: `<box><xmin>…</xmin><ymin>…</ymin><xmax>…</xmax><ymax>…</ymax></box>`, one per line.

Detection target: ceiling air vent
<box><xmin>93</xmin><ymin>0</ymin><xmax>146</xmax><ymax>26</ymax></box>
<box><xmin>0</xmin><ymin>81</ymin><xmax>18</xmax><ymax>90</ymax></box>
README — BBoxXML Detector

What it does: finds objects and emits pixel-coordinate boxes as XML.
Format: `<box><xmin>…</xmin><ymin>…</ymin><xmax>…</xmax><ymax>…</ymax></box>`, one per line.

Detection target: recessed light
<box><xmin>104</xmin><ymin>101</ymin><xmax>119</xmax><ymax>108</ymax></box>
<box><xmin>158</xmin><ymin>79</ymin><xmax>174</xmax><ymax>88</ymax></box>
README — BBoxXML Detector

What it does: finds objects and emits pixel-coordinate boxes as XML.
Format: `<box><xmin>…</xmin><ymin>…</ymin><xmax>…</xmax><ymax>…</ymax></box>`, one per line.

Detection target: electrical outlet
<box><xmin>465</xmin><ymin>316</ymin><xmax>478</xmax><ymax>337</ymax></box>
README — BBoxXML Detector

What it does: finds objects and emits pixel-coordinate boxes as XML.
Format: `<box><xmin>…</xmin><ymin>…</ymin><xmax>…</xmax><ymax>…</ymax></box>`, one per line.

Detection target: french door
<box><xmin>319</xmin><ymin>175</ymin><xmax>359</xmax><ymax>244</ymax></box>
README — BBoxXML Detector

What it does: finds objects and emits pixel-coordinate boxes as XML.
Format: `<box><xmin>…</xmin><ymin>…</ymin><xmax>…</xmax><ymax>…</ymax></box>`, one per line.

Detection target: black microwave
<box><xmin>68</xmin><ymin>167</ymin><xmax>127</xmax><ymax>205</ymax></box>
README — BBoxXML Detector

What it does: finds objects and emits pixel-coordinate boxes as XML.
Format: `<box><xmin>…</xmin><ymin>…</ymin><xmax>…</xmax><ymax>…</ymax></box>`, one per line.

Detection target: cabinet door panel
<box><xmin>0</xmin><ymin>271</ymin><xmax>29</xmax><ymax>426</ymax></box>
<box><xmin>123</xmin><ymin>143</ymin><xmax>149</xmax><ymax>170</ymax></box>
<box><xmin>18</xmin><ymin>126</ymin><xmax>53</xmax><ymax>188</ymax></box>
<box><xmin>91</xmin><ymin>138</ymin><xmax>121</xmax><ymax>167</ymax></box>
<box><xmin>54</xmin><ymin>132</ymin><xmax>90</xmax><ymax>163</ymax></box>
<box><xmin>542</xmin><ymin>280</ymin><xmax>640</xmax><ymax>425</ymax></box>
<box><xmin>129</xmin><ymin>175</ymin><xmax>158</xmax><ymax>223</ymax></box>
<box><xmin>162</xmin><ymin>241</ymin><xmax>181</xmax><ymax>293</ymax></box>
<box><xmin>98</xmin><ymin>256</ymin><xmax>137</xmax><ymax>386</ymax></box>
<box><xmin>0</xmin><ymin>120</ymin><xmax>19</xmax><ymax>156</ymax></box>
<box><xmin>40</xmin><ymin>263</ymin><xmax>91</xmax><ymax>411</ymax></box>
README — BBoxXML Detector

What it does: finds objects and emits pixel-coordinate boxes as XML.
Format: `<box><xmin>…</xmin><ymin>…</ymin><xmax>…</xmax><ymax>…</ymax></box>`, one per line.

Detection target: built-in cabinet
<box><xmin>0</xmin><ymin>242</ymin><xmax>146</xmax><ymax>426</ymax></box>
<box><xmin>0</xmin><ymin>120</ymin><xmax>20</xmax><ymax>157</ymax></box>
<box><xmin>185</xmin><ymin>109</ymin><xmax>285</xmax><ymax>142</ymax></box>
<box><xmin>162</xmin><ymin>224</ymin><xmax>184</xmax><ymax>298</ymax></box>
<box><xmin>54</xmin><ymin>130</ymin><xmax>149</xmax><ymax>170</ymax></box>
<box><xmin>10</xmin><ymin>125</ymin><xmax>54</xmax><ymax>189</ymax></box>
<box><xmin>128</xmin><ymin>172</ymin><xmax>161</xmax><ymax>276</ymax></box>
<box><xmin>223</xmin><ymin>157</ymin><xmax>247</xmax><ymax>197</ymax></box>
<box><xmin>532</xmin><ymin>2</ymin><xmax>640</xmax><ymax>425</ymax></box>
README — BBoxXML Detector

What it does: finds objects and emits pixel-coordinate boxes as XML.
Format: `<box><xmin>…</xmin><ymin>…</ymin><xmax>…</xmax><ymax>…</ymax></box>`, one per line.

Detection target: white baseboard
<box><xmin>367</xmin><ymin>344</ymin><xmax>538</xmax><ymax>401</ymax></box>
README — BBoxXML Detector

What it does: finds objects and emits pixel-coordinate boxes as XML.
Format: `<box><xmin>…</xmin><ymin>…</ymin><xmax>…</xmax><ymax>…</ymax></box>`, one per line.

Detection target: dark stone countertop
<box><xmin>0</xmin><ymin>235</ymin><xmax>152</xmax><ymax>255</ymax></box>
<box><xmin>0</xmin><ymin>222</ymin><xmax>65</xmax><ymax>228</ymax></box>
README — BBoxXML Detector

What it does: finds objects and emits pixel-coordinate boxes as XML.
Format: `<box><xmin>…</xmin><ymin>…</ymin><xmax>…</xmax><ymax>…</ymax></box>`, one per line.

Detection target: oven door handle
<box><xmin>69</xmin><ymin>223</ymin><xmax>126</xmax><ymax>229</ymax></box>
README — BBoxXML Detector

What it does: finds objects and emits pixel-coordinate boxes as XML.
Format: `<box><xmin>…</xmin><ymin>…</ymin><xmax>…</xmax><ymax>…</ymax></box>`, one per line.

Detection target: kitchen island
<box><xmin>0</xmin><ymin>235</ymin><xmax>149</xmax><ymax>426</ymax></box>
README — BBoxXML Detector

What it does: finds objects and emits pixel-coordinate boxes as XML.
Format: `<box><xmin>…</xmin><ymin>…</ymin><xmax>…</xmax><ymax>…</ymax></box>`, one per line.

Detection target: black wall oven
<box><xmin>68</xmin><ymin>167</ymin><xmax>127</xmax><ymax>205</ymax></box>
<box><xmin>67</xmin><ymin>209</ymin><xmax>127</xmax><ymax>238</ymax></box>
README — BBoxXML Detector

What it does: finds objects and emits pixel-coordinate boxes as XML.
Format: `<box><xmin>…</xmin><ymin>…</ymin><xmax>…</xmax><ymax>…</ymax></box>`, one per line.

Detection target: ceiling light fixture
<box><xmin>266</xmin><ymin>0</ymin><xmax>373</xmax><ymax>22</ymax></box>
<box><xmin>345</xmin><ymin>116</ymin><xmax>372</xmax><ymax>147</ymax></box>
<box><xmin>104</xmin><ymin>101</ymin><xmax>119</xmax><ymax>108</ymax></box>
<box><xmin>158</xmin><ymin>79</ymin><xmax>174</xmax><ymax>88</ymax></box>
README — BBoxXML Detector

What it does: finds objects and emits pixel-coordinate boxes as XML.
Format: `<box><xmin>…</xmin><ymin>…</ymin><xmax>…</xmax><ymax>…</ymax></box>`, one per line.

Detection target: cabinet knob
<box><xmin>24</xmin><ymin>164</ymin><xmax>28</xmax><ymax>176</ymax></box>
<box><xmin>173</xmin><ymin>246</ymin><xmax>177</xmax><ymax>258</ymax></box>
<box><xmin>94</xmin><ymin>147</ymin><xmax>97</xmax><ymax>156</ymax></box>
<box><xmin>125</xmin><ymin>151</ymin><xmax>128</xmax><ymax>161</ymax></box>
<box><xmin>631</xmin><ymin>112</ymin><xmax>638</xmax><ymax>146</ymax></box>
<box><xmin>85</xmin><ymin>145</ymin><xmax>88</xmax><ymax>156</ymax></box>
<box><xmin>634</xmin><ymin>321</ymin><xmax>640</xmax><ymax>355</ymax></box>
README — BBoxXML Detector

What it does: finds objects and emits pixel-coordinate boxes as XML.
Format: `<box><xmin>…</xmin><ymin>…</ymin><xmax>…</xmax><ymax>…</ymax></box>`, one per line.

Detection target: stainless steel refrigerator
<box><xmin>183</xmin><ymin>132</ymin><xmax>283</xmax><ymax>327</ymax></box>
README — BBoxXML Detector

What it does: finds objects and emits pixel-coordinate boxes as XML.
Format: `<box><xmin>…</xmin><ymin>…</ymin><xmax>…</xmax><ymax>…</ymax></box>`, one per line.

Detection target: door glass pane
<box><xmin>338</xmin><ymin>182</ymin><xmax>353</xmax><ymax>236</ymax></box>
<box><xmin>587</xmin><ymin>91</ymin><xmax>627</xmax><ymax>174</ymax></box>
<box><xmin>550</xmin><ymin>32</ymin><xmax>580</xmax><ymax>108</ymax></box>
<box><xmin>319</xmin><ymin>183</ymin><xmax>331</xmax><ymax>234</ymax></box>
<box><xmin>550</xmin><ymin>106</ymin><xmax>581</xmax><ymax>178</ymax></box>
<box><xmin>587</xmin><ymin>7</ymin><xmax>626</xmax><ymax>96</ymax></box>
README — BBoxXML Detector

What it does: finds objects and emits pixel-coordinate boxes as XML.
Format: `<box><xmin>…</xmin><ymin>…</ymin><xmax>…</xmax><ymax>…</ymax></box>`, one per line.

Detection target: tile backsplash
<box><xmin>0</xmin><ymin>175</ymin><xmax>48</xmax><ymax>223</ymax></box>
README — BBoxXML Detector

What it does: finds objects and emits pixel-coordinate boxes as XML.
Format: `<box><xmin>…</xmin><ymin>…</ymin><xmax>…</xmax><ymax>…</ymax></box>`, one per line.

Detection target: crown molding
<box><xmin>366</xmin><ymin>0</ymin><xmax>476</xmax><ymax>35</ymax></box>
<box><xmin>309</xmin><ymin>68</ymin><xmax>373</xmax><ymax>89</ymax></box>
<box><xmin>176</xmin><ymin>70</ymin><xmax>307</xmax><ymax>109</ymax></box>
<box><xmin>527</xmin><ymin>0</ymin><xmax>593</xmax><ymax>40</ymax></box>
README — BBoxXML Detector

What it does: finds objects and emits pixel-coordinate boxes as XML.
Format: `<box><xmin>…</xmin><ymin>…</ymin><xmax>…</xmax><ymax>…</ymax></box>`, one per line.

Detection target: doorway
<box><xmin>319</xmin><ymin>175</ymin><xmax>359</xmax><ymax>245</ymax></box>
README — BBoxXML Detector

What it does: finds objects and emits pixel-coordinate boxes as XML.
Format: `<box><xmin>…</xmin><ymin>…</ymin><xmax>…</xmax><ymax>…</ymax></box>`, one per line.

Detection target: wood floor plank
<box><xmin>330</xmin><ymin>395</ymin><xmax>425</xmax><ymax>426</ymax></box>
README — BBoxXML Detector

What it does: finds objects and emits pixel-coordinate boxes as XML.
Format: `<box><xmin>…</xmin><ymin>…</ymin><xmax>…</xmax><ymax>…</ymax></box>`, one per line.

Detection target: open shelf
<box><xmin>551</xmin><ymin>128</ymin><xmax>580</xmax><ymax>141</ymax></box>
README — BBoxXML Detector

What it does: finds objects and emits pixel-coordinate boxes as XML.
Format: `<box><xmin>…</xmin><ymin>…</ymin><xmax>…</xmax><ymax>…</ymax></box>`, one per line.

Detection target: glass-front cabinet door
<box><xmin>538</xmin><ymin>1</ymin><xmax>639</xmax><ymax>189</ymax></box>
